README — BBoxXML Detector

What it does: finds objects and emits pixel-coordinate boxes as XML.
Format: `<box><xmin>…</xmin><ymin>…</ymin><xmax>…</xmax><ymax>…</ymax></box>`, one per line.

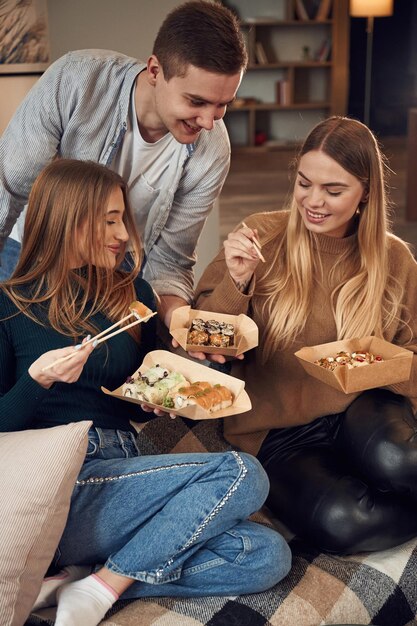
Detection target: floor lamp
<box><xmin>350</xmin><ymin>0</ymin><xmax>394</xmax><ymax>127</ymax></box>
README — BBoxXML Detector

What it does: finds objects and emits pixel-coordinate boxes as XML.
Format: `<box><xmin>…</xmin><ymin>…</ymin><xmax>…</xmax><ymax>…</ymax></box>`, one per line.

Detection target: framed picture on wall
<box><xmin>0</xmin><ymin>0</ymin><xmax>49</xmax><ymax>74</ymax></box>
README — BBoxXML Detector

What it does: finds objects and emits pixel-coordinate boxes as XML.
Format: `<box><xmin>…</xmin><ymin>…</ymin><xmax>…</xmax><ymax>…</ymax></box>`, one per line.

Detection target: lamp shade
<box><xmin>350</xmin><ymin>0</ymin><xmax>393</xmax><ymax>16</ymax></box>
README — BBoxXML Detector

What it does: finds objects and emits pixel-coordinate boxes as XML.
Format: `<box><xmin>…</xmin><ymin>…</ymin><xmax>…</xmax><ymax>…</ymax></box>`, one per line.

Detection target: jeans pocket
<box><xmin>86</xmin><ymin>439</ymin><xmax>99</xmax><ymax>457</ymax></box>
<box><xmin>183</xmin><ymin>528</ymin><xmax>250</xmax><ymax>577</ymax></box>
<box><xmin>222</xmin><ymin>527</ymin><xmax>251</xmax><ymax>565</ymax></box>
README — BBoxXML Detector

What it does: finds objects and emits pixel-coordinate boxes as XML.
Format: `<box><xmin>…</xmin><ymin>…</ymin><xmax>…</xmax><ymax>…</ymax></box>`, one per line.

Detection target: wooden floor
<box><xmin>218</xmin><ymin>136</ymin><xmax>417</xmax><ymax>254</ymax></box>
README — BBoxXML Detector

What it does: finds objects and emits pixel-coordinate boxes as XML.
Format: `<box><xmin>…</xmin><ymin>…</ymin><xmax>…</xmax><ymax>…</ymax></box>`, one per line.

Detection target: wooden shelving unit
<box><xmin>223</xmin><ymin>0</ymin><xmax>349</xmax><ymax>149</ymax></box>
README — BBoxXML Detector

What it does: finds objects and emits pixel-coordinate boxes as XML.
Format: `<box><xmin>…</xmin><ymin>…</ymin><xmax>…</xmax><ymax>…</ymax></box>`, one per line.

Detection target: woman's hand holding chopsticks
<box><xmin>29</xmin><ymin>337</ymin><xmax>96</xmax><ymax>389</ymax></box>
<box><xmin>40</xmin><ymin>302</ymin><xmax>157</xmax><ymax>374</ymax></box>
<box><xmin>223</xmin><ymin>222</ymin><xmax>264</xmax><ymax>294</ymax></box>
<box><xmin>241</xmin><ymin>222</ymin><xmax>266</xmax><ymax>263</ymax></box>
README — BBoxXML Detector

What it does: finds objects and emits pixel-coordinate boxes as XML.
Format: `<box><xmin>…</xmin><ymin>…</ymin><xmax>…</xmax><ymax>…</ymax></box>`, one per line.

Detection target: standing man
<box><xmin>0</xmin><ymin>1</ymin><xmax>246</xmax><ymax>326</ymax></box>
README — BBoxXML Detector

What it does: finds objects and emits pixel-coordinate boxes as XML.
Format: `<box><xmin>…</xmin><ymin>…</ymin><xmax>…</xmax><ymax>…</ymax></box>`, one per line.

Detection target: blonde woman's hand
<box><xmin>224</xmin><ymin>225</ymin><xmax>261</xmax><ymax>291</ymax></box>
<box><xmin>28</xmin><ymin>339</ymin><xmax>96</xmax><ymax>389</ymax></box>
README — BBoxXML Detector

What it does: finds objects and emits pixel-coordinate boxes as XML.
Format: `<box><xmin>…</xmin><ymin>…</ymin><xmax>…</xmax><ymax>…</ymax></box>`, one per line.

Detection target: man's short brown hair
<box><xmin>152</xmin><ymin>1</ymin><xmax>247</xmax><ymax>80</ymax></box>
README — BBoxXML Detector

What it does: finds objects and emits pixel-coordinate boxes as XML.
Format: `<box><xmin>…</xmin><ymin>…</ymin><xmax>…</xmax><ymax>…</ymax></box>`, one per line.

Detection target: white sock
<box><xmin>32</xmin><ymin>565</ymin><xmax>92</xmax><ymax>610</ymax></box>
<box><xmin>55</xmin><ymin>574</ymin><xmax>119</xmax><ymax>626</ymax></box>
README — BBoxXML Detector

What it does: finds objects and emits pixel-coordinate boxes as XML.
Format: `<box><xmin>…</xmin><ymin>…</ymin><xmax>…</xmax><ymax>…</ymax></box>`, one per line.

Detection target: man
<box><xmin>0</xmin><ymin>1</ymin><xmax>246</xmax><ymax>326</ymax></box>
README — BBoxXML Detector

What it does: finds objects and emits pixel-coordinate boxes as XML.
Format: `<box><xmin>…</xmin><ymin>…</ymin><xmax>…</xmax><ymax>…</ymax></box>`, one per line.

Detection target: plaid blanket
<box><xmin>27</xmin><ymin>417</ymin><xmax>417</xmax><ymax>626</ymax></box>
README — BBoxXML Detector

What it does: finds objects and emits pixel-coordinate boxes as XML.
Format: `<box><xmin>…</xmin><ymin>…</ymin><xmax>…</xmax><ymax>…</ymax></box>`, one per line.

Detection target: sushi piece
<box><xmin>129</xmin><ymin>300</ymin><xmax>154</xmax><ymax>319</ymax></box>
<box><xmin>122</xmin><ymin>365</ymin><xmax>189</xmax><ymax>405</ymax></box>
<box><xmin>169</xmin><ymin>382</ymin><xmax>233</xmax><ymax>412</ymax></box>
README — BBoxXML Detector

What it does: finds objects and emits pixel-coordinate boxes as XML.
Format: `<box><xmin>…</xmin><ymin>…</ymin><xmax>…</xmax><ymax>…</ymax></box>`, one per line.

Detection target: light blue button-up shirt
<box><xmin>0</xmin><ymin>49</ymin><xmax>231</xmax><ymax>301</ymax></box>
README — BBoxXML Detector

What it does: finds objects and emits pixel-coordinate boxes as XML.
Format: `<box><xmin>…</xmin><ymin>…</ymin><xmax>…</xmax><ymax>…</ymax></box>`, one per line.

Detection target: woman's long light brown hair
<box><xmin>1</xmin><ymin>159</ymin><xmax>144</xmax><ymax>341</ymax></box>
<box><xmin>253</xmin><ymin>116</ymin><xmax>403</xmax><ymax>362</ymax></box>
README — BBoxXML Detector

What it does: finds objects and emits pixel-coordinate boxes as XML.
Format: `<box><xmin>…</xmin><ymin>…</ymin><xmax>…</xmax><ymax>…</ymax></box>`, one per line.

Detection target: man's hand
<box><xmin>158</xmin><ymin>294</ymin><xmax>188</xmax><ymax>328</ymax></box>
<box><xmin>170</xmin><ymin>337</ymin><xmax>244</xmax><ymax>364</ymax></box>
<box><xmin>159</xmin><ymin>296</ymin><xmax>244</xmax><ymax>362</ymax></box>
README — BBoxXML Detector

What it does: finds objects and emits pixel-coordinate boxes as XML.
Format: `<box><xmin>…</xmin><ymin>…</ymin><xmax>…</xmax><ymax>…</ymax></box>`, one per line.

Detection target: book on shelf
<box><xmin>315</xmin><ymin>0</ymin><xmax>332</xmax><ymax>20</ymax></box>
<box><xmin>276</xmin><ymin>80</ymin><xmax>291</xmax><ymax>106</ymax></box>
<box><xmin>255</xmin><ymin>41</ymin><xmax>268</xmax><ymax>65</ymax></box>
<box><xmin>294</xmin><ymin>0</ymin><xmax>309</xmax><ymax>20</ymax></box>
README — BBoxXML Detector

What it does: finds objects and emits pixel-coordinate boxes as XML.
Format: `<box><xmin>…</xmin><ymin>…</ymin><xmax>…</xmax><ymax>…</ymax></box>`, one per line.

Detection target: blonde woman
<box><xmin>0</xmin><ymin>159</ymin><xmax>290</xmax><ymax>626</ymax></box>
<box><xmin>195</xmin><ymin>116</ymin><xmax>417</xmax><ymax>554</ymax></box>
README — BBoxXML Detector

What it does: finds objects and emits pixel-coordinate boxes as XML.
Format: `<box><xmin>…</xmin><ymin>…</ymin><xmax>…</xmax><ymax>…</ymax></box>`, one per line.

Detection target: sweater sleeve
<box><xmin>384</xmin><ymin>239</ymin><xmax>417</xmax><ymax>403</ymax></box>
<box><xmin>195</xmin><ymin>210</ymin><xmax>283</xmax><ymax>315</ymax></box>
<box><xmin>0</xmin><ymin>319</ymin><xmax>50</xmax><ymax>431</ymax></box>
<box><xmin>193</xmin><ymin>209</ymin><xmax>282</xmax><ymax>315</ymax></box>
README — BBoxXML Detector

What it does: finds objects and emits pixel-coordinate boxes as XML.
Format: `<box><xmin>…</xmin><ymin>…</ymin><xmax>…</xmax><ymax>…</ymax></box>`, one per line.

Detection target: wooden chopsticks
<box><xmin>41</xmin><ymin>309</ymin><xmax>157</xmax><ymax>372</ymax></box>
<box><xmin>92</xmin><ymin>311</ymin><xmax>157</xmax><ymax>345</ymax></box>
<box><xmin>242</xmin><ymin>221</ymin><xmax>266</xmax><ymax>262</ymax></box>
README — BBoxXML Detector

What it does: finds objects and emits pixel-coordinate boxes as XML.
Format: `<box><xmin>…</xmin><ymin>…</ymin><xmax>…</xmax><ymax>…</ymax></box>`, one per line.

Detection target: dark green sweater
<box><xmin>0</xmin><ymin>277</ymin><xmax>156</xmax><ymax>432</ymax></box>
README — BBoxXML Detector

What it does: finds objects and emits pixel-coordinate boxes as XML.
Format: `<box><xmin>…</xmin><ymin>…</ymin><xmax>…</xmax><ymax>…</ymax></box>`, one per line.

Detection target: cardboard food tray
<box><xmin>102</xmin><ymin>349</ymin><xmax>251</xmax><ymax>420</ymax></box>
<box><xmin>294</xmin><ymin>336</ymin><xmax>413</xmax><ymax>394</ymax></box>
<box><xmin>170</xmin><ymin>306</ymin><xmax>258</xmax><ymax>357</ymax></box>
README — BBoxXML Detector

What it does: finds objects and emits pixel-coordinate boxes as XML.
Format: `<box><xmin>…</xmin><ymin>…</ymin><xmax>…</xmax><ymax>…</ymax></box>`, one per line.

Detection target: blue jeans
<box><xmin>56</xmin><ymin>428</ymin><xmax>291</xmax><ymax>597</ymax></box>
<box><xmin>0</xmin><ymin>237</ymin><xmax>20</xmax><ymax>281</ymax></box>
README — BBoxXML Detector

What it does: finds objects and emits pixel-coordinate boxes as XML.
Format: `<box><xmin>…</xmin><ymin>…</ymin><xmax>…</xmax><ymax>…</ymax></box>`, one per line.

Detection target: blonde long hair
<box><xmin>1</xmin><ymin>159</ymin><xmax>144</xmax><ymax>341</ymax></box>
<box><xmin>253</xmin><ymin>117</ymin><xmax>402</xmax><ymax>361</ymax></box>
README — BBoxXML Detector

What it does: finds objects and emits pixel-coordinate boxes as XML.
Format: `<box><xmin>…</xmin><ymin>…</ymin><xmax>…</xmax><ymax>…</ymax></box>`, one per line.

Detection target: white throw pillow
<box><xmin>0</xmin><ymin>421</ymin><xmax>91</xmax><ymax>626</ymax></box>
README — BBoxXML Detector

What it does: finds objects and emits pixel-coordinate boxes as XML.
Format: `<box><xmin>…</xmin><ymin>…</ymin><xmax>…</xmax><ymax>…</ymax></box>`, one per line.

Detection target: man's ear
<box><xmin>147</xmin><ymin>55</ymin><xmax>161</xmax><ymax>84</ymax></box>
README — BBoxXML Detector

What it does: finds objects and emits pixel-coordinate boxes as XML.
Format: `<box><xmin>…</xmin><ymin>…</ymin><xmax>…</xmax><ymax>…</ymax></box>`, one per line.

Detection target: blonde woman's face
<box><xmin>294</xmin><ymin>150</ymin><xmax>366</xmax><ymax>238</ymax></box>
<box><xmin>72</xmin><ymin>187</ymin><xmax>129</xmax><ymax>269</ymax></box>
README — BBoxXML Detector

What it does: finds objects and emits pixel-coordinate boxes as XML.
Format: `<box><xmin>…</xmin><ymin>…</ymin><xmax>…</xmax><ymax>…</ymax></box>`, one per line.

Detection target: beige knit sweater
<box><xmin>195</xmin><ymin>211</ymin><xmax>417</xmax><ymax>456</ymax></box>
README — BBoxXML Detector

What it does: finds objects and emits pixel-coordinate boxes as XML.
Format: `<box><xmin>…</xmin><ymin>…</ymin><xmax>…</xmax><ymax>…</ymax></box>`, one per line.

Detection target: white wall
<box><xmin>0</xmin><ymin>75</ymin><xmax>40</xmax><ymax>134</ymax></box>
<box><xmin>46</xmin><ymin>0</ymin><xmax>182</xmax><ymax>62</ymax></box>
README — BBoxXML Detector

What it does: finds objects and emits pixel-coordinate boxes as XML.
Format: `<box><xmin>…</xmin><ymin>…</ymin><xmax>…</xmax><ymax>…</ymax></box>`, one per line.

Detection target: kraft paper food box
<box><xmin>169</xmin><ymin>306</ymin><xmax>259</xmax><ymax>357</ymax></box>
<box><xmin>102</xmin><ymin>349</ymin><xmax>251</xmax><ymax>420</ymax></box>
<box><xmin>294</xmin><ymin>336</ymin><xmax>413</xmax><ymax>394</ymax></box>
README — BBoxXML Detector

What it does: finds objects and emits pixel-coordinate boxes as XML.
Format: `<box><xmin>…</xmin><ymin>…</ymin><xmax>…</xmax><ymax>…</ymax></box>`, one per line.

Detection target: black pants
<box><xmin>257</xmin><ymin>389</ymin><xmax>417</xmax><ymax>554</ymax></box>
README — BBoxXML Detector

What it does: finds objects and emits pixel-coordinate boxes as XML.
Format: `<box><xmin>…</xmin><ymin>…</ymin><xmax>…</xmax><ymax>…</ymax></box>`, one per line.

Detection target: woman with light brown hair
<box><xmin>3</xmin><ymin>158</ymin><xmax>144</xmax><ymax>339</ymax></box>
<box><xmin>195</xmin><ymin>116</ymin><xmax>417</xmax><ymax>554</ymax></box>
<box><xmin>0</xmin><ymin>159</ymin><xmax>290</xmax><ymax>626</ymax></box>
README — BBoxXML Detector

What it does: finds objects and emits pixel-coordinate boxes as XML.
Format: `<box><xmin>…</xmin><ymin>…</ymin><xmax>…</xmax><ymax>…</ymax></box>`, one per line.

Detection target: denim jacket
<box><xmin>0</xmin><ymin>50</ymin><xmax>231</xmax><ymax>301</ymax></box>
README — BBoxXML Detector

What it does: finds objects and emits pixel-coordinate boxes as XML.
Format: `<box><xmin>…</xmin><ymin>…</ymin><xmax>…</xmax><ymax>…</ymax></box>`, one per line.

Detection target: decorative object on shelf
<box><xmin>233</xmin><ymin>97</ymin><xmax>261</xmax><ymax>108</ymax></box>
<box><xmin>255</xmin><ymin>130</ymin><xmax>268</xmax><ymax>146</ymax></box>
<box><xmin>302</xmin><ymin>45</ymin><xmax>311</xmax><ymax>60</ymax></box>
<box><xmin>315</xmin><ymin>36</ymin><xmax>332</xmax><ymax>61</ymax></box>
<box><xmin>0</xmin><ymin>0</ymin><xmax>49</xmax><ymax>74</ymax></box>
<box><xmin>349</xmin><ymin>0</ymin><xmax>394</xmax><ymax>126</ymax></box>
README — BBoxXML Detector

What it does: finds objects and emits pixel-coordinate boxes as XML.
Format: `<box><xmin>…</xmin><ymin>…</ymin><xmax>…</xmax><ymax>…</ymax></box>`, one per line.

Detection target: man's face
<box><xmin>149</xmin><ymin>58</ymin><xmax>242</xmax><ymax>143</ymax></box>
